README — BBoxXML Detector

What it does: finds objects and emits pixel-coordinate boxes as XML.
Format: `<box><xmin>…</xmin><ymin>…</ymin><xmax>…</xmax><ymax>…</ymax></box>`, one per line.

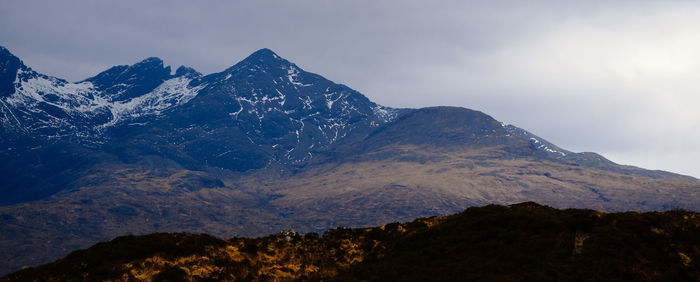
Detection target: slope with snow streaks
<box><xmin>502</xmin><ymin>124</ymin><xmax>570</xmax><ymax>158</ymax></box>
<box><xmin>3</xmin><ymin>68</ymin><xmax>108</xmax><ymax>140</ymax></box>
<box><xmin>102</xmin><ymin>76</ymin><xmax>204</xmax><ymax>127</ymax></box>
<box><xmin>180</xmin><ymin>48</ymin><xmax>399</xmax><ymax>165</ymax></box>
<box><xmin>1</xmin><ymin>62</ymin><xmax>203</xmax><ymax>143</ymax></box>
<box><xmin>0</xmin><ymin>46</ymin><xmax>400</xmax><ymax>174</ymax></box>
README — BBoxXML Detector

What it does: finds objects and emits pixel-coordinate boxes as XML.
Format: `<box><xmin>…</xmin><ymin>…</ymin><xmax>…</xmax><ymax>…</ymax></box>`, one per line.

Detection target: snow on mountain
<box><xmin>0</xmin><ymin>46</ymin><xmax>400</xmax><ymax>167</ymax></box>
<box><xmin>502</xmin><ymin>123</ymin><xmax>570</xmax><ymax>158</ymax></box>
<box><xmin>181</xmin><ymin>48</ymin><xmax>400</xmax><ymax>164</ymax></box>
<box><xmin>103</xmin><ymin>76</ymin><xmax>204</xmax><ymax>127</ymax></box>
<box><xmin>1</xmin><ymin>61</ymin><xmax>203</xmax><ymax>142</ymax></box>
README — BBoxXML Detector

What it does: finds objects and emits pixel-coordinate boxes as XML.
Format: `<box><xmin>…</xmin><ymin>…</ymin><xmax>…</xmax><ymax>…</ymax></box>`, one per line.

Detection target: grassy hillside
<box><xmin>5</xmin><ymin>202</ymin><xmax>699</xmax><ymax>281</ymax></box>
<box><xmin>2</xmin><ymin>145</ymin><xmax>699</xmax><ymax>275</ymax></box>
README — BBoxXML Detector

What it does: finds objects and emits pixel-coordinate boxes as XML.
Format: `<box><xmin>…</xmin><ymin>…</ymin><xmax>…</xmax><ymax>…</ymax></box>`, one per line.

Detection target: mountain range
<box><xmin>0</xmin><ymin>45</ymin><xmax>698</xmax><ymax>275</ymax></box>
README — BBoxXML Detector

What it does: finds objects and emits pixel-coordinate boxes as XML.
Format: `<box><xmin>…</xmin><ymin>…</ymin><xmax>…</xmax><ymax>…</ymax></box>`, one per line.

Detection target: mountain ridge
<box><xmin>0</xmin><ymin>44</ymin><xmax>693</xmax><ymax>180</ymax></box>
<box><xmin>0</xmin><ymin>45</ymin><xmax>698</xmax><ymax>276</ymax></box>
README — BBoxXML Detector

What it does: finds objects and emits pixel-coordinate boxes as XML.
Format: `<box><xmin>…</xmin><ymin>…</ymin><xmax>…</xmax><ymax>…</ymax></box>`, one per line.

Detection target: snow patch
<box><xmin>286</xmin><ymin>66</ymin><xmax>312</xmax><ymax>87</ymax></box>
<box><xmin>529</xmin><ymin>137</ymin><xmax>567</xmax><ymax>157</ymax></box>
<box><xmin>103</xmin><ymin>76</ymin><xmax>203</xmax><ymax>127</ymax></box>
<box><xmin>6</xmin><ymin>70</ymin><xmax>204</xmax><ymax>132</ymax></box>
<box><xmin>372</xmin><ymin>105</ymin><xmax>398</xmax><ymax>123</ymax></box>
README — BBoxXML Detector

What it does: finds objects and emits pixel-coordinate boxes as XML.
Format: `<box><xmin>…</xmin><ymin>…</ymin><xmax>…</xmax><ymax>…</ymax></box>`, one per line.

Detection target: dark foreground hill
<box><xmin>4</xmin><ymin>203</ymin><xmax>699</xmax><ymax>281</ymax></box>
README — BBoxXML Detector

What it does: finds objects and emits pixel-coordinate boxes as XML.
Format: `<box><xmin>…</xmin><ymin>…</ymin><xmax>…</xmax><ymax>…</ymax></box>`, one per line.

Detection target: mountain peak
<box><xmin>134</xmin><ymin>57</ymin><xmax>164</xmax><ymax>67</ymax></box>
<box><xmin>174</xmin><ymin>65</ymin><xmax>201</xmax><ymax>78</ymax></box>
<box><xmin>247</xmin><ymin>48</ymin><xmax>280</xmax><ymax>60</ymax></box>
<box><xmin>0</xmin><ymin>46</ymin><xmax>25</xmax><ymax>97</ymax></box>
<box><xmin>0</xmin><ymin>45</ymin><xmax>14</xmax><ymax>58</ymax></box>
<box><xmin>139</xmin><ymin>56</ymin><xmax>163</xmax><ymax>62</ymax></box>
<box><xmin>234</xmin><ymin>48</ymin><xmax>287</xmax><ymax>69</ymax></box>
<box><xmin>85</xmin><ymin>57</ymin><xmax>173</xmax><ymax>101</ymax></box>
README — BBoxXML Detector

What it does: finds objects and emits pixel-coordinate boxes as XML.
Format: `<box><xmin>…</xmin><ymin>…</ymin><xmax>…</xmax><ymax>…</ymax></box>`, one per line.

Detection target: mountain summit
<box><xmin>0</xmin><ymin>46</ymin><xmax>25</xmax><ymax>97</ymax></box>
<box><xmin>84</xmin><ymin>57</ymin><xmax>174</xmax><ymax>102</ymax></box>
<box><xmin>236</xmin><ymin>48</ymin><xmax>285</xmax><ymax>66</ymax></box>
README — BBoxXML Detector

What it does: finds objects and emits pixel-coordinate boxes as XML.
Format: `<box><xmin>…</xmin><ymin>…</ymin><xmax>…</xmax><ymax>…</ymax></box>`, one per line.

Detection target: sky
<box><xmin>1</xmin><ymin>1</ymin><xmax>699</xmax><ymax>178</ymax></box>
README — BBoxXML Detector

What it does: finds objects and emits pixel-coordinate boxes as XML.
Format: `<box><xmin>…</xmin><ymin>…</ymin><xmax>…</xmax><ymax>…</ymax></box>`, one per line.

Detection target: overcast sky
<box><xmin>1</xmin><ymin>1</ymin><xmax>699</xmax><ymax>178</ymax></box>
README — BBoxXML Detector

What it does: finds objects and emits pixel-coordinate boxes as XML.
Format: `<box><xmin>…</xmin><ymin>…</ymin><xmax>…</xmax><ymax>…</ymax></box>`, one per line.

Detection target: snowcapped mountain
<box><xmin>0</xmin><ymin>46</ymin><xmax>397</xmax><ymax>158</ymax></box>
<box><xmin>174</xmin><ymin>48</ymin><xmax>399</xmax><ymax>165</ymax></box>
<box><xmin>3</xmin><ymin>44</ymin><xmax>697</xmax><ymax>182</ymax></box>
<box><xmin>1</xmin><ymin>44</ymin><xmax>693</xmax><ymax>178</ymax></box>
<box><xmin>0</xmin><ymin>47</ymin><xmax>203</xmax><ymax>144</ymax></box>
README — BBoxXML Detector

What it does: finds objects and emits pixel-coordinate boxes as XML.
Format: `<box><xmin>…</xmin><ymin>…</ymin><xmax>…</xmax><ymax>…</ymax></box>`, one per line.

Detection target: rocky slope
<box><xmin>4</xmin><ymin>203</ymin><xmax>700</xmax><ymax>281</ymax></box>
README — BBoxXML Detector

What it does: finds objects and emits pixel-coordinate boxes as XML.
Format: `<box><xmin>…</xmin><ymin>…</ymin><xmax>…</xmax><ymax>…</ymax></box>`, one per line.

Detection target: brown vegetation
<box><xmin>4</xmin><ymin>202</ymin><xmax>700</xmax><ymax>281</ymax></box>
<box><xmin>2</xmin><ymin>145</ymin><xmax>699</xmax><ymax>275</ymax></box>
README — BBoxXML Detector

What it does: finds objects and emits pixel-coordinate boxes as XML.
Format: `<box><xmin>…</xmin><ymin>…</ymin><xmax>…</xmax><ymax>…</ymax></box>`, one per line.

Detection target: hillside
<box><xmin>4</xmin><ymin>203</ymin><xmax>700</xmax><ymax>281</ymax></box>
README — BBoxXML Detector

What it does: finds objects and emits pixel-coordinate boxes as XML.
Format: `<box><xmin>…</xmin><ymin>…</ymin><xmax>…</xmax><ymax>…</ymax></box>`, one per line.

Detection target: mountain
<box><xmin>0</xmin><ymin>48</ymin><xmax>201</xmax><ymax>143</ymax></box>
<box><xmin>0</xmin><ymin>47</ymin><xmax>397</xmax><ymax>204</ymax></box>
<box><xmin>4</xmin><ymin>203</ymin><xmax>700</xmax><ymax>281</ymax></box>
<box><xmin>0</xmin><ymin>45</ymin><xmax>699</xmax><ymax>275</ymax></box>
<box><xmin>105</xmin><ymin>48</ymin><xmax>398</xmax><ymax>172</ymax></box>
